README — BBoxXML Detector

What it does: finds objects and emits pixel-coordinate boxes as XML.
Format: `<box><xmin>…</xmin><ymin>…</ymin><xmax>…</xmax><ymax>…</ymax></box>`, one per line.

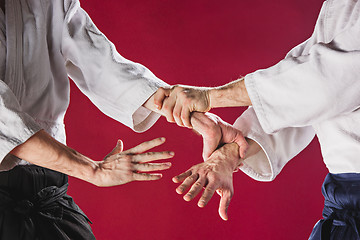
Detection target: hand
<box><xmin>153</xmin><ymin>85</ymin><xmax>211</xmax><ymax>128</ymax></box>
<box><xmin>191</xmin><ymin>112</ymin><xmax>248</xmax><ymax>159</ymax></box>
<box><xmin>172</xmin><ymin>143</ymin><xmax>241</xmax><ymax>221</ymax></box>
<box><xmin>94</xmin><ymin>137</ymin><xmax>174</xmax><ymax>187</ymax></box>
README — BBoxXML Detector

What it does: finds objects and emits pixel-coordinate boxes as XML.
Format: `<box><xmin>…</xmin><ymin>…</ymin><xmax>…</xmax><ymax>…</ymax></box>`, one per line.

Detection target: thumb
<box><xmin>218</xmin><ymin>190</ymin><xmax>232</xmax><ymax>221</ymax></box>
<box><xmin>110</xmin><ymin>139</ymin><xmax>124</xmax><ymax>155</ymax></box>
<box><xmin>202</xmin><ymin>136</ymin><xmax>219</xmax><ymax>160</ymax></box>
<box><xmin>234</xmin><ymin>136</ymin><xmax>249</xmax><ymax>159</ymax></box>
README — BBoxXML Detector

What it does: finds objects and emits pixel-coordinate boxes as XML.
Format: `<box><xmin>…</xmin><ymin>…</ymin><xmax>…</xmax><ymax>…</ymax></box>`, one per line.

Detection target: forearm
<box><xmin>208</xmin><ymin>78</ymin><xmax>252</xmax><ymax>108</ymax></box>
<box><xmin>10</xmin><ymin>130</ymin><xmax>98</xmax><ymax>184</ymax></box>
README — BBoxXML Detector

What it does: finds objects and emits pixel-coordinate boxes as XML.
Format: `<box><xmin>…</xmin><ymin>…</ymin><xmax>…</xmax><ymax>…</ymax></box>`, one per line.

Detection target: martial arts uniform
<box><xmin>0</xmin><ymin>0</ymin><xmax>166</xmax><ymax>238</ymax></box>
<box><xmin>233</xmin><ymin>0</ymin><xmax>360</xmax><ymax>239</ymax></box>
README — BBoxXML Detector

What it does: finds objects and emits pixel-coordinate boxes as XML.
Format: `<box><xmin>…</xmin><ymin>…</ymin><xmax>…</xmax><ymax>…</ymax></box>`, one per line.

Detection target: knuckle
<box><xmin>173</xmin><ymin>111</ymin><xmax>180</xmax><ymax>118</ymax></box>
<box><xmin>188</xmin><ymin>174</ymin><xmax>198</xmax><ymax>181</ymax></box>
<box><xmin>205</xmin><ymin>184</ymin><xmax>215</xmax><ymax>192</ymax></box>
<box><xmin>122</xmin><ymin>155</ymin><xmax>132</xmax><ymax>162</ymax></box>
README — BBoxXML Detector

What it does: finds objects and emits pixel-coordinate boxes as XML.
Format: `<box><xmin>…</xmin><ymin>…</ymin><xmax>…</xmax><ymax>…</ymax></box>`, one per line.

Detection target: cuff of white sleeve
<box><xmin>0</xmin><ymin>112</ymin><xmax>42</xmax><ymax>163</ymax></box>
<box><xmin>244</xmin><ymin>73</ymin><xmax>275</xmax><ymax>134</ymax></box>
<box><xmin>233</xmin><ymin>109</ymin><xmax>276</xmax><ymax>182</ymax></box>
<box><xmin>131</xmin><ymin>78</ymin><xmax>169</xmax><ymax>132</ymax></box>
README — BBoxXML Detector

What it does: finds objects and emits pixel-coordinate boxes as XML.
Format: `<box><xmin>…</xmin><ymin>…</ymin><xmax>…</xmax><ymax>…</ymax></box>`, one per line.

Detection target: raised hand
<box><xmin>153</xmin><ymin>85</ymin><xmax>211</xmax><ymax>128</ymax></box>
<box><xmin>172</xmin><ymin>143</ymin><xmax>241</xmax><ymax>221</ymax></box>
<box><xmin>94</xmin><ymin>137</ymin><xmax>174</xmax><ymax>187</ymax></box>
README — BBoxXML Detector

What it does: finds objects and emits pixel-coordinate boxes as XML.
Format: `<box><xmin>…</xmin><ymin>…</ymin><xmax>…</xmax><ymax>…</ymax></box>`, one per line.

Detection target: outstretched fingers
<box><xmin>133</xmin><ymin>162</ymin><xmax>172</xmax><ymax>172</ymax></box>
<box><xmin>124</xmin><ymin>137</ymin><xmax>167</xmax><ymax>154</ymax></box>
<box><xmin>175</xmin><ymin>173</ymin><xmax>199</xmax><ymax>195</ymax></box>
<box><xmin>132</xmin><ymin>172</ymin><xmax>163</xmax><ymax>181</ymax></box>
<box><xmin>131</xmin><ymin>151</ymin><xmax>174</xmax><ymax>163</ymax></box>
<box><xmin>172</xmin><ymin>170</ymin><xmax>192</xmax><ymax>183</ymax></box>
<box><xmin>183</xmin><ymin>177</ymin><xmax>206</xmax><ymax>201</ymax></box>
<box><xmin>198</xmin><ymin>183</ymin><xmax>217</xmax><ymax>208</ymax></box>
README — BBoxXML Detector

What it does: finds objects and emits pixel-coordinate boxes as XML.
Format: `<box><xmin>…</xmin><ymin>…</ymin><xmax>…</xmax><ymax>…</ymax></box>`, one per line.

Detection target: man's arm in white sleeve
<box><xmin>61</xmin><ymin>0</ymin><xmax>169</xmax><ymax>133</ymax></box>
<box><xmin>0</xmin><ymin>80</ymin><xmax>42</xmax><ymax>163</ymax></box>
<box><xmin>233</xmin><ymin>107</ymin><xmax>315</xmax><ymax>181</ymax></box>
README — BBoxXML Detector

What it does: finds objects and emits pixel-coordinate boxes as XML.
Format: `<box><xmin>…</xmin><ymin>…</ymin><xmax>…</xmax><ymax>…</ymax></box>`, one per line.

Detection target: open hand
<box><xmin>172</xmin><ymin>143</ymin><xmax>241</xmax><ymax>221</ymax></box>
<box><xmin>94</xmin><ymin>137</ymin><xmax>174</xmax><ymax>187</ymax></box>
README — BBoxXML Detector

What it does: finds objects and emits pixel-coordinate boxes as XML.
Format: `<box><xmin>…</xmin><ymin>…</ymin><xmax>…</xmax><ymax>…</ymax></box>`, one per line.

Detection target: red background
<box><xmin>65</xmin><ymin>0</ymin><xmax>328</xmax><ymax>239</ymax></box>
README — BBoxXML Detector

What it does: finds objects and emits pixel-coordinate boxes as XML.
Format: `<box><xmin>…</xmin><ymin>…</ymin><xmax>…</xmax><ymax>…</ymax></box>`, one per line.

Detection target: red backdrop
<box><xmin>65</xmin><ymin>0</ymin><xmax>328</xmax><ymax>239</ymax></box>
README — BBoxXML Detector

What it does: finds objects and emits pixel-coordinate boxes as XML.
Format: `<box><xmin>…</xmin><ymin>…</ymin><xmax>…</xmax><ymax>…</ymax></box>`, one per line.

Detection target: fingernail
<box><xmin>160</xmin><ymin>137</ymin><xmax>166</xmax><ymax>142</ymax></box>
<box><xmin>169</xmin><ymin>151</ymin><xmax>175</xmax><ymax>156</ymax></box>
<box><xmin>165</xmin><ymin>162</ymin><xmax>172</xmax><ymax>166</ymax></box>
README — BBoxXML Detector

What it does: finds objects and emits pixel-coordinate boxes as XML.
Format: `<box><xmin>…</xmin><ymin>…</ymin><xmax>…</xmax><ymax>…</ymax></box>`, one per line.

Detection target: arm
<box><xmin>152</xmin><ymin>7</ymin><xmax>360</xmax><ymax>131</ymax></box>
<box><xmin>0</xmin><ymin>80</ymin><xmax>41</xmax><ymax>167</ymax></box>
<box><xmin>172</xmin><ymin>108</ymin><xmax>314</xmax><ymax>220</ymax></box>
<box><xmin>62</xmin><ymin>0</ymin><xmax>168</xmax><ymax>133</ymax></box>
<box><xmin>10</xmin><ymin>130</ymin><xmax>173</xmax><ymax>187</ymax></box>
<box><xmin>150</xmin><ymin>81</ymin><xmax>251</xmax><ymax>128</ymax></box>
<box><xmin>234</xmin><ymin>107</ymin><xmax>315</xmax><ymax>181</ymax></box>
<box><xmin>144</xmin><ymin>95</ymin><xmax>249</xmax><ymax>159</ymax></box>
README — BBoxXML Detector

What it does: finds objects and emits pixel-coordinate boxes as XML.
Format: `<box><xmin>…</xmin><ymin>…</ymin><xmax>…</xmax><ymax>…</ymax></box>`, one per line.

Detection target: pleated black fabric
<box><xmin>309</xmin><ymin>173</ymin><xmax>360</xmax><ymax>240</ymax></box>
<box><xmin>0</xmin><ymin>165</ymin><xmax>96</xmax><ymax>240</ymax></box>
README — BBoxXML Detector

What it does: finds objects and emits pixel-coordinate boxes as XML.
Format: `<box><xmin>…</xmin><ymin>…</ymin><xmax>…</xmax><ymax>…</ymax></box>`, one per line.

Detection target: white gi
<box><xmin>0</xmin><ymin>0</ymin><xmax>166</xmax><ymax>171</ymax></box>
<box><xmin>234</xmin><ymin>0</ymin><xmax>360</xmax><ymax>181</ymax></box>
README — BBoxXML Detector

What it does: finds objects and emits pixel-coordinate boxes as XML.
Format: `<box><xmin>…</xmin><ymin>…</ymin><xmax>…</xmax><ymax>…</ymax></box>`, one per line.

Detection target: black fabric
<box><xmin>309</xmin><ymin>173</ymin><xmax>360</xmax><ymax>240</ymax></box>
<box><xmin>0</xmin><ymin>165</ymin><xmax>96</xmax><ymax>240</ymax></box>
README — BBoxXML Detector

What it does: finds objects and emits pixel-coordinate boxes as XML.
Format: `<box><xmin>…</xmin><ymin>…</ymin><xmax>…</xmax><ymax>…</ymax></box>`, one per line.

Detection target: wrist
<box><xmin>227</xmin><ymin>142</ymin><xmax>243</xmax><ymax>171</ymax></box>
<box><xmin>208</xmin><ymin>87</ymin><xmax>221</xmax><ymax>109</ymax></box>
<box><xmin>60</xmin><ymin>148</ymin><xmax>99</xmax><ymax>185</ymax></box>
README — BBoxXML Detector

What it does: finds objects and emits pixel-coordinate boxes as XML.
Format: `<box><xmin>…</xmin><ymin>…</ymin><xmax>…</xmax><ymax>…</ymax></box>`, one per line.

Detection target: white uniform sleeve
<box><xmin>61</xmin><ymin>0</ymin><xmax>168</xmax><ymax>132</ymax></box>
<box><xmin>0</xmin><ymin>81</ymin><xmax>41</xmax><ymax>162</ymax></box>
<box><xmin>245</xmin><ymin>1</ymin><xmax>360</xmax><ymax>134</ymax></box>
<box><xmin>233</xmin><ymin>107</ymin><xmax>315</xmax><ymax>181</ymax></box>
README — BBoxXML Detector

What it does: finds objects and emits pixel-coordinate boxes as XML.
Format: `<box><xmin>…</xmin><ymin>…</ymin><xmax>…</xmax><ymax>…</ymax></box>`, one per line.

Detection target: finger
<box><xmin>162</xmin><ymin>97</ymin><xmax>176</xmax><ymax>123</ymax></box>
<box><xmin>183</xmin><ymin>177</ymin><xmax>206</xmax><ymax>201</ymax></box>
<box><xmin>133</xmin><ymin>162</ymin><xmax>172</xmax><ymax>172</ymax></box>
<box><xmin>218</xmin><ymin>190</ymin><xmax>232</xmax><ymax>221</ymax></box>
<box><xmin>202</xmin><ymin>135</ymin><xmax>220</xmax><ymax>160</ymax></box>
<box><xmin>104</xmin><ymin>140</ymin><xmax>124</xmax><ymax>160</ymax></box>
<box><xmin>173</xmin><ymin>102</ymin><xmax>184</xmax><ymax>127</ymax></box>
<box><xmin>236</xmin><ymin>136</ymin><xmax>249</xmax><ymax>159</ymax></box>
<box><xmin>172</xmin><ymin>170</ymin><xmax>192</xmax><ymax>183</ymax></box>
<box><xmin>113</xmin><ymin>140</ymin><xmax>124</xmax><ymax>154</ymax></box>
<box><xmin>132</xmin><ymin>172</ymin><xmax>163</xmax><ymax>181</ymax></box>
<box><xmin>131</xmin><ymin>151</ymin><xmax>174</xmax><ymax>163</ymax></box>
<box><xmin>181</xmin><ymin>107</ymin><xmax>192</xmax><ymax>129</ymax></box>
<box><xmin>124</xmin><ymin>137</ymin><xmax>166</xmax><ymax>154</ymax></box>
<box><xmin>153</xmin><ymin>87</ymin><xmax>170</xmax><ymax>110</ymax></box>
<box><xmin>175</xmin><ymin>173</ymin><xmax>198</xmax><ymax>195</ymax></box>
<box><xmin>198</xmin><ymin>183</ymin><xmax>217</xmax><ymax>208</ymax></box>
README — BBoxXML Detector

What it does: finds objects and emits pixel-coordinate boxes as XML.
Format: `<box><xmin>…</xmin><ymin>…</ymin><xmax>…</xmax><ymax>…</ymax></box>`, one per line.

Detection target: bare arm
<box><xmin>208</xmin><ymin>78</ymin><xmax>252</xmax><ymax>108</ymax></box>
<box><xmin>10</xmin><ymin>130</ymin><xmax>173</xmax><ymax>187</ymax></box>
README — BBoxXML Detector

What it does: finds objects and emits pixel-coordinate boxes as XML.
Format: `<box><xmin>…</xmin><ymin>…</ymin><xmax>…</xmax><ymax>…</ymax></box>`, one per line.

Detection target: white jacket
<box><xmin>235</xmin><ymin>0</ymin><xmax>360</xmax><ymax>181</ymax></box>
<box><xmin>0</xmin><ymin>0</ymin><xmax>167</xmax><ymax>170</ymax></box>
